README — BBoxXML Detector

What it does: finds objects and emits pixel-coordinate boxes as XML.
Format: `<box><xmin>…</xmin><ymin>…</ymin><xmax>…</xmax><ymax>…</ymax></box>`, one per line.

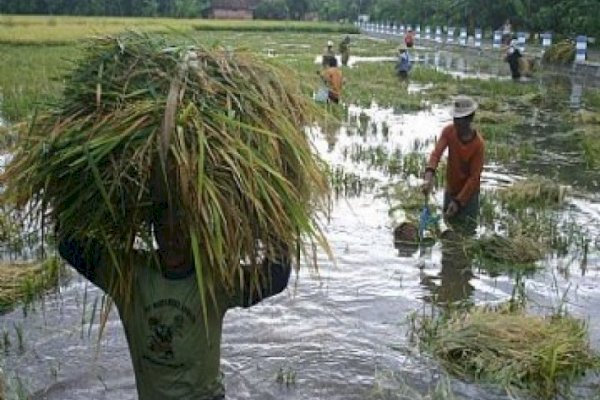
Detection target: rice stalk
<box><xmin>1</xmin><ymin>32</ymin><xmax>331</xmax><ymax>305</ymax></box>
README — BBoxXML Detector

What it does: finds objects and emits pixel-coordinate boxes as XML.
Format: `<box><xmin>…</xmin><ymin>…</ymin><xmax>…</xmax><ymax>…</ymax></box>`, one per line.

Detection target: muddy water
<box><xmin>2</xmin><ymin>93</ymin><xmax>599</xmax><ymax>400</ymax></box>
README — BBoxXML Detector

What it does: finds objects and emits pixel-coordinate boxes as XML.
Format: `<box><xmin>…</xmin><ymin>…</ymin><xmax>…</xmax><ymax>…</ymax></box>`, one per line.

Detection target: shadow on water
<box><xmin>419</xmin><ymin>237</ymin><xmax>475</xmax><ymax>306</ymax></box>
<box><xmin>2</xmin><ymin>80</ymin><xmax>600</xmax><ymax>399</ymax></box>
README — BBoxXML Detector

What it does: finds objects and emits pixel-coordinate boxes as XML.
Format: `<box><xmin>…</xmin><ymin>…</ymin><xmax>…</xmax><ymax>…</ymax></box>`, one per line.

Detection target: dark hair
<box><xmin>328</xmin><ymin>56</ymin><xmax>338</xmax><ymax>67</ymax></box>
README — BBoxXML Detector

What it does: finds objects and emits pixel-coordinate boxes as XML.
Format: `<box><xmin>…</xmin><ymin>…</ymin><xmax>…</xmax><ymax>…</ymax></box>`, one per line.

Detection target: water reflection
<box><xmin>420</xmin><ymin>235</ymin><xmax>474</xmax><ymax>305</ymax></box>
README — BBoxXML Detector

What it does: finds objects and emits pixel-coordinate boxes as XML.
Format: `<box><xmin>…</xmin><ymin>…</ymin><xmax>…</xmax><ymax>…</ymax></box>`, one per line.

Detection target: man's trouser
<box><xmin>443</xmin><ymin>191</ymin><xmax>479</xmax><ymax>235</ymax></box>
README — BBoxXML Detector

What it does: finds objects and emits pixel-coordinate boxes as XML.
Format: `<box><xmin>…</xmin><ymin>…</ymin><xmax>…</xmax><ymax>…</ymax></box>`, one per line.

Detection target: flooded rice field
<box><xmin>2</xmin><ymin>82</ymin><xmax>600</xmax><ymax>399</ymax></box>
<box><xmin>1</xmin><ymin>36</ymin><xmax>600</xmax><ymax>399</ymax></box>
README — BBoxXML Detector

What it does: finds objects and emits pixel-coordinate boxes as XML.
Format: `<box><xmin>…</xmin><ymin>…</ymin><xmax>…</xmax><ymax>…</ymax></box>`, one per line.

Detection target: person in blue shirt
<box><xmin>396</xmin><ymin>44</ymin><xmax>412</xmax><ymax>80</ymax></box>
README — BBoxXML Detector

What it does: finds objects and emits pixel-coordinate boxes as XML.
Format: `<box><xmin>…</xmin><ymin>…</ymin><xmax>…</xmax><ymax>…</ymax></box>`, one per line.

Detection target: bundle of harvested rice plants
<box><xmin>1</xmin><ymin>32</ymin><xmax>330</xmax><ymax>304</ymax></box>
<box><xmin>466</xmin><ymin>233</ymin><xmax>546</xmax><ymax>274</ymax></box>
<box><xmin>499</xmin><ymin>177</ymin><xmax>569</xmax><ymax>209</ymax></box>
<box><xmin>415</xmin><ymin>304</ymin><xmax>599</xmax><ymax>399</ymax></box>
<box><xmin>0</xmin><ymin>258</ymin><xmax>61</xmax><ymax>312</ymax></box>
<box><xmin>542</xmin><ymin>40</ymin><xmax>576</xmax><ymax>65</ymax></box>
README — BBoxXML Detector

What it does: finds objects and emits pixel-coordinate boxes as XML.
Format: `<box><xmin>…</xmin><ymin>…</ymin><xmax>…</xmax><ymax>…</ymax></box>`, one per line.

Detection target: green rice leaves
<box><xmin>2</xmin><ymin>31</ymin><xmax>331</xmax><ymax>303</ymax></box>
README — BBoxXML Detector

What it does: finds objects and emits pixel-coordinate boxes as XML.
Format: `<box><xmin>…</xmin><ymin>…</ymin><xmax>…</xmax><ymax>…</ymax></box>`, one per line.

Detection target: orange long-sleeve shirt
<box><xmin>427</xmin><ymin>124</ymin><xmax>484</xmax><ymax>206</ymax></box>
<box><xmin>321</xmin><ymin>67</ymin><xmax>343</xmax><ymax>98</ymax></box>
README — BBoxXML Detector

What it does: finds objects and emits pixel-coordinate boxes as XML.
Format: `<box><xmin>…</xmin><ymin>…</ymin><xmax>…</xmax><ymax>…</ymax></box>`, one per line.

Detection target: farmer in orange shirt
<box><xmin>404</xmin><ymin>29</ymin><xmax>415</xmax><ymax>48</ymax></box>
<box><xmin>321</xmin><ymin>56</ymin><xmax>343</xmax><ymax>104</ymax></box>
<box><xmin>422</xmin><ymin>96</ymin><xmax>484</xmax><ymax>234</ymax></box>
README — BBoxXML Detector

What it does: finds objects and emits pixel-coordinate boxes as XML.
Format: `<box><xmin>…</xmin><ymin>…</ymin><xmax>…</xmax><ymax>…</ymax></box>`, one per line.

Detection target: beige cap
<box><xmin>451</xmin><ymin>95</ymin><xmax>478</xmax><ymax>118</ymax></box>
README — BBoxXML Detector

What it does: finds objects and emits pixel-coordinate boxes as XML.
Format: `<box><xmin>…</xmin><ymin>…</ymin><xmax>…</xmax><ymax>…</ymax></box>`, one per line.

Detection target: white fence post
<box><xmin>447</xmin><ymin>27</ymin><xmax>455</xmax><ymax>43</ymax></box>
<box><xmin>435</xmin><ymin>26</ymin><xmax>442</xmax><ymax>43</ymax></box>
<box><xmin>576</xmin><ymin>36</ymin><xmax>587</xmax><ymax>63</ymax></box>
<box><xmin>459</xmin><ymin>27</ymin><xmax>467</xmax><ymax>46</ymax></box>
<box><xmin>493</xmin><ymin>30</ymin><xmax>502</xmax><ymax>48</ymax></box>
<box><xmin>541</xmin><ymin>32</ymin><xmax>552</xmax><ymax>54</ymax></box>
<box><xmin>475</xmin><ymin>28</ymin><xmax>482</xmax><ymax>48</ymax></box>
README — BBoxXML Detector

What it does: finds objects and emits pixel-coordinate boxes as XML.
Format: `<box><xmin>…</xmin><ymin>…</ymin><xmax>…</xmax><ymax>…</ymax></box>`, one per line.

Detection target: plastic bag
<box><xmin>314</xmin><ymin>86</ymin><xmax>329</xmax><ymax>103</ymax></box>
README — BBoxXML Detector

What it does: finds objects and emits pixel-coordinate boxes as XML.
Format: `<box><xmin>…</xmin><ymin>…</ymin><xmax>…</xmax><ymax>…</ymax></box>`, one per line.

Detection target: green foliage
<box><xmin>0</xmin><ymin>45</ymin><xmax>79</xmax><ymax>122</ymax></box>
<box><xmin>0</xmin><ymin>0</ymin><xmax>211</xmax><ymax>18</ymax></box>
<box><xmin>0</xmin><ymin>0</ymin><xmax>598</xmax><ymax>39</ymax></box>
<box><xmin>254</xmin><ymin>0</ymin><xmax>290</xmax><ymax>20</ymax></box>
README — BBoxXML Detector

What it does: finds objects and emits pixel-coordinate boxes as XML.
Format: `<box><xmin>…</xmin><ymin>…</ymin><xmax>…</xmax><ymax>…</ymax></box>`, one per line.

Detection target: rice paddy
<box><xmin>0</xmin><ymin>16</ymin><xmax>600</xmax><ymax>400</ymax></box>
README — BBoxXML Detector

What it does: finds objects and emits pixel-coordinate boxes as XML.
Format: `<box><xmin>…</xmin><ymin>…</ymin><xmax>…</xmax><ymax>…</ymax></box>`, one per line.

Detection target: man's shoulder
<box><xmin>441</xmin><ymin>124</ymin><xmax>455</xmax><ymax>136</ymax></box>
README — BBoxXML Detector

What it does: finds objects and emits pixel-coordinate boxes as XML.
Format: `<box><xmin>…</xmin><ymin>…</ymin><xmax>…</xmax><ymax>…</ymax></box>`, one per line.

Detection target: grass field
<box><xmin>0</xmin><ymin>15</ymin><xmax>358</xmax><ymax>45</ymax></box>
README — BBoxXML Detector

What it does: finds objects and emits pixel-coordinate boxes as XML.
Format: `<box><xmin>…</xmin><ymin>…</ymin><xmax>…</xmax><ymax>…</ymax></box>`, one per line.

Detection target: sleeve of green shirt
<box><xmin>58</xmin><ymin>237</ymin><xmax>120</xmax><ymax>296</ymax></box>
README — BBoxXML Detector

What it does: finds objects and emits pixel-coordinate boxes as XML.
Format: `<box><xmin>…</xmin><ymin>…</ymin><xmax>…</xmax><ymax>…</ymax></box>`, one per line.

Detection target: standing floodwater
<box><xmin>2</xmin><ymin>93</ymin><xmax>599</xmax><ymax>399</ymax></box>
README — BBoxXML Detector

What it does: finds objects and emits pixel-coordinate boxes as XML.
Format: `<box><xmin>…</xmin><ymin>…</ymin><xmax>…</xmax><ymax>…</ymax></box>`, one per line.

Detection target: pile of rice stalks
<box><xmin>542</xmin><ymin>40</ymin><xmax>575</xmax><ymax>65</ymax></box>
<box><xmin>417</xmin><ymin>305</ymin><xmax>599</xmax><ymax>399</ymax></box>
<box><xmin>499</xmin><ymin>177</ymin><xmax>569</xmax><ymax>208</ymax></box>
<box><xmin>0</xmin><ymin>259</ymin><xmax>60</xmax><ymax>311</ymax></box>
<box><xmin>1</xmin><ymin>32</ymin><xmax>330</xmax><ymax>299</ymax></box>
<box><xmin>468</xmin><ymin>233</ymin><xmax>546</xmax><ymax>267</ymax></box>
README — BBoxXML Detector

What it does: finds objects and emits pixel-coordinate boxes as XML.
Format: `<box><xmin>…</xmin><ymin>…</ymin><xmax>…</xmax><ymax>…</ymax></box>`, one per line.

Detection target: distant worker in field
<box><xmin>422</xmin><ymin>96</ymin><xmax>484</xmax><ymax>235</ymax></box>
<box><xmin>504</xmin><ymin>38</ymin><xmax>522</xmax><ymax>80</ymax></box>
<box><xmin>404</xmin><ymin>28</ymin><xmax>415</xmax><ymax>48</ymax></box>
<box><xmin>322</xmin><ymin>40</ymin><xmax>336</xmax><ymax>67</ymax></box>
<box><xmin>339</xmin><ymin>36</ymin><xmax>351</xmax><ymax>67</ymax></box>
<box><xmin>395</xmin><ymin>44</ymin><xmax>412</xmax><ymax>80</ymax></box>
<box><xmin>321</xmin><ymin>56</ymin><xmax>343</xmax><ymax>104</ymax></box>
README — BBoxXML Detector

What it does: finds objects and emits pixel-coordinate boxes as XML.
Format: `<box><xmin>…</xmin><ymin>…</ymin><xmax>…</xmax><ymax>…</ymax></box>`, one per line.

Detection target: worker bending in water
<box><xmin>422</xmin><ymin>95</ymin><xmax>484</xmax><ymax>235</ymax></box>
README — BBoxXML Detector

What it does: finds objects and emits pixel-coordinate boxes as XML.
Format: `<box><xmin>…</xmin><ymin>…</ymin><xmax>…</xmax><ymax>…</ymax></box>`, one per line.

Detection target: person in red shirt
<box><xmin>422</xmin><ymin>96</ymin><xmax>484</xmax><ymax>234</ymax></box>
<box><xmin>404</xmin><ymin>29</ymin><xmax>415</xmax><ymax>48</ymax></box>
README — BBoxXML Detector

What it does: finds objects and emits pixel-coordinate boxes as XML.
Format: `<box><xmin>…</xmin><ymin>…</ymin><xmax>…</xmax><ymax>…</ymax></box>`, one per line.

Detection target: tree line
<box><xmin>1</xmin><ymin>0</ymin><xmax>598</xmax><ymax>38</ymax></box>
<box><xmin>0</xmin><ymin>0</ymin><xmax>211</xmax><ymax>18</ymax></box>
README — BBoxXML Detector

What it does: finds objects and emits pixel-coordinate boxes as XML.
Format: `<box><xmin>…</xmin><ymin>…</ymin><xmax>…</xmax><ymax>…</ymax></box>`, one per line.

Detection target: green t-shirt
<box><xmin>117</xmin><ymin>262</ymin><xmax>226</xmax><ymax>400</ymax></box>
<box><xmin>58</xmin><ymin>239</ymin><xmax>290</xmax><ymax>400</ymax></box>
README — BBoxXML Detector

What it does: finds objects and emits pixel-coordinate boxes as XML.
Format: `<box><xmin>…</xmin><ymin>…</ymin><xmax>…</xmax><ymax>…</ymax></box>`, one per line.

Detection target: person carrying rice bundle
<box><xmin>2</xmin><ymin>32</ymin><xmax>330</xmax><ymax>400</ymax></box>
